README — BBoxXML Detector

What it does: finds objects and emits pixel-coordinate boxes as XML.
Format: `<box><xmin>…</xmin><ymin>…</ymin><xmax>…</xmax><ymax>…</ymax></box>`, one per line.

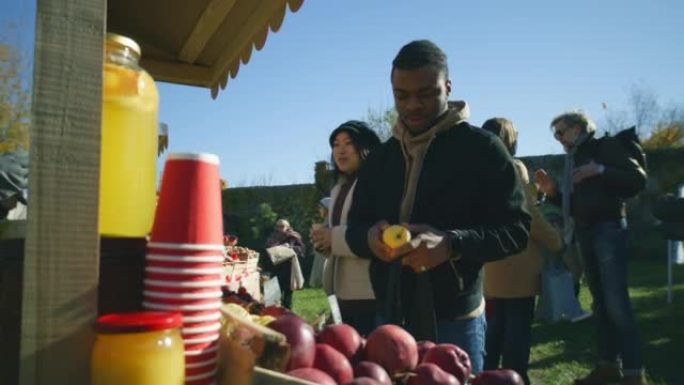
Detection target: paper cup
<box><xmin>186</xmin><ymin>362</ymin><xmax>217</xmax><ymax>378</ymax></box>
<box><xmin>144</xmin><ymin>283</ymin><xmax>223</xmax><ymax>295</ymax></box>
<box><xmin>185</xmin><ymin>367</ymin><xmax>217</xmax><ymax>382</ymax></box>
<box><xmin>143</xmin><ymin>300</ymin><xmax>222</xmax><ymax>312</ymax></box>
<box><xmin>150</xmin><ymin>153</ymin><xmax>223</xmax><ymax>245</ymax></box>
<box><xmin>145</xmin><ymin>266</ymin><xmax>224</xmax><ymax>275</ymax></box>
<box><xmin>146</xmin><ymin>259</ymin><xmax>224</xmax><ymax>270</ymax></box>
<box><xmin>184</xmin><ymin>340</ymin><xmax>218</xmax><ymax>355</ymax></box>
<box><xmin>146</xmin><ymin>254</ymin><xmax>225</xmax><ymax>263</ymax></box>
<box><xmin>148</xmin><ymin>243</ymin><xmax>225</xmax><ymax>254</ymax></box>
<box><xmin>180</xmin><ymin>310</ymin><xmax>222</xmax><ymax>323</ymax></box>
<box><xmin>144</xmin><ymin>290</ymin><xmax>222</xmax><ymax>300</ymax></box>
<box><xmin>185</xmin><ymin>356</ymin><xmax>218</xmax><ymax>369</ymax></box>
<box><xmin>182</xmin><ymin>322</ymin><xmax>221</xmax><ymax>335</ymax></box>
<box><xmin>183</xmin><ymin>333</ymin><xmax>220</xmax><ymax>345</ymax></box>
<box><xmin>143</xmin><ymin>278</ymin><xmax>224</xmax><ymax>288</ymax></box>
<box><xmin>145</xmin><ymin>272</ymin><xmax>223</xmax><ymax>282</ymax></box>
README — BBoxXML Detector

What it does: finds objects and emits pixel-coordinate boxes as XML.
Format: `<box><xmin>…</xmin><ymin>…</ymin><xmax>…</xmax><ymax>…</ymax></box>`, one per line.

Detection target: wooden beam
<box><xmin>141</xmin><ymin>58</ymin><xmax>213</xmax><ymax>87</ymax></box>
<box><xmin>210</xmin><ymin>0</ymin><xmax>284</xmax><ymax>86</ymax></box>
<box><xmin>178</xmin><ymin>0</ymin><xmax>238</xmax><ymax>64</ymax></box>
<box><xmin>20</xmin><ymin>0</ymin><xmax>104</xmax><ymax>383</ymax></box>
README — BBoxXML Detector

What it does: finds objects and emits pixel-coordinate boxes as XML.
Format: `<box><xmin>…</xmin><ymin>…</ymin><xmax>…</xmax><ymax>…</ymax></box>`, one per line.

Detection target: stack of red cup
<box><xmin>142</xmin><ymin>153</ymin><xmax>224</xmax><ymax>385</ymax></box>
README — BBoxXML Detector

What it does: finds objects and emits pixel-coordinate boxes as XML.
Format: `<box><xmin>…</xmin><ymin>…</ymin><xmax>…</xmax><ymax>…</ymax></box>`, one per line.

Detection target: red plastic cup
<box><xmin>143</xmin><ymin>300</ymin><xmax>222</xmax><ymax>312</ymax></box>
<box><xmin>143</xmin><ymin>295</ymin><xmax>221</xmax><ymax>310</ymax></box>
<box><xmin>143</xmin><ymin>290</ymin><xmax>222</xmax><ymax>301</ymax></box>
<box><xmin>146</xmin><ymin>253</ymin><xmax>225</xmax><ymax>264</ymax></box>
<box><xmin>185</xmin><ymin>367</ymin><xmax>217</xmax><ymax>383</ymax></box>
<box><xmin>145</xmin><ymin>265</ymin><xmax>224</xmax><ymax>276</ymax></box>
<box><xmin>143</xmin><ymin>277</ymin><xmax>224</xmax><ymax>288</ymax></box>
<box><xmin>186</xmin><ymin>362</ymin><xmax>217</xmax><ymax>378</ymax></box>
<box><xmin>144</xmin><ymin>272</ymin><xmax>223</xmax><ymax>283</ymax></box>
<box><xmin>184</xmin><ymin>340</ymin><xmax>218</xmax><ymax>355</ymax></box>
<box><xmin>144</xmin><ymin>283</ymin><xmax>223</xmax><ymax>295</ymax></box>
<box><xmin>185</xmin><ymin>355</ymin><xmax>218</xmax><ymax>369</ymax></box>
<box><xmin>151</xmin><ymin>153</ymin><xmax>223</xmax><ymax>245</ymax></box>
<box><xmin>182</xmin><ymin>321</ymin><xmax>221</xmax><ymax>335</ymax></box>
<box><xmin>148</xmin><ymin>243</ymin><xmax>225</xmax><ymax>256</ymax></box>
<box><xmin>146</xmin><ymin>259</ymin><xmax>224</xmax><ymax>270</ymax></box>
<box><xmin>182</xmin><ymin>331</ymin><xmax>220</xmax><ymax>345</ymax></box>
<box><xmin>180</xmin><ymin>310</ymin><xmax>222</xmax><ymax>323</ymax></box>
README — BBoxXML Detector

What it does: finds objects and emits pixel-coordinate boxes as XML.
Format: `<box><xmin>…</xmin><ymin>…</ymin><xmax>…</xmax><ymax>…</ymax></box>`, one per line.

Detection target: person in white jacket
<box><xmin>310</xmin><ymin>120</ymin><xmax>381</xmax><ymax>335</ymax></box>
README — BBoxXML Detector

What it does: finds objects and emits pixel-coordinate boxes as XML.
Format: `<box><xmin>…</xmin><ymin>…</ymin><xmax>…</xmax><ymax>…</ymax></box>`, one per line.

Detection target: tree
<box><xmin>365</xmin><ymin>106</ymin><xmax>397</xmax><ymax>142</ymax></box>
<box><xmin>0</xmin><ymin>41</ymin><xmax>31</xmax><ymax>153</ymax></box>
<box><xmin>601</xmin><ymin>83</ymin><xmax>684</xmax><ymax>149</ymax></box>
<box><xmin>641</xmin><ymin>122</ymin><xmax>684</xmax><ymax>149</ymax></box>
<box><xmin>313</xmin><ymin>160</ymin><xmax>332</xmax><ymax>197</ymax></box>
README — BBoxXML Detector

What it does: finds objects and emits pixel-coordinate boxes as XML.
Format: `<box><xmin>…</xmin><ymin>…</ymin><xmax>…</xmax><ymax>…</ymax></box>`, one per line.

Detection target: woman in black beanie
<box><xmin>310</xmin><ymin>120</ymin><xmax>381</xmax><ymax>335</ymax></box>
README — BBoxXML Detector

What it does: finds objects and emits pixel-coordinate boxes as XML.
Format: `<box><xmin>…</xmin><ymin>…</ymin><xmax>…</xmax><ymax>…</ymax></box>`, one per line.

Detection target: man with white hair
<box><xmin>536</xmin><ymin>111</ymin><xmax>648</xmax><ymax>385</ymax></box>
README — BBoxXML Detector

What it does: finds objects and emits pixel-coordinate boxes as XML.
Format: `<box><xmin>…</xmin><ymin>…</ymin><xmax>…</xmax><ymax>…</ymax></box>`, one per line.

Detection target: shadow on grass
<box><xmin>530</xmin><ymin>259</ymin><xmax>684</xmax><ymax>385</ymax></box>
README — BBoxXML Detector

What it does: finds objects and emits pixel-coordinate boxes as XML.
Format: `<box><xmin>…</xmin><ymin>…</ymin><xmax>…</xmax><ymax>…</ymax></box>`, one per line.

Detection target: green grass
<box><xmin>293</xmin><ymin>259</ymin><xmax>684</xmax><ymax>384</ymax></box>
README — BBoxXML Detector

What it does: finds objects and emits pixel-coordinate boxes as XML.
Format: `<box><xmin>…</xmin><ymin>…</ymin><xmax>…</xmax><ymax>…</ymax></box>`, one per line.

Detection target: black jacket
<box><xmin>550</xmin><ymin>132</ymin><xmax>647</xmax><ymax>226</ymax></box>
<box><xmin>346</xmin><ymin>122</ymin><xmax>531</xmax><ymax>324</ymax></box>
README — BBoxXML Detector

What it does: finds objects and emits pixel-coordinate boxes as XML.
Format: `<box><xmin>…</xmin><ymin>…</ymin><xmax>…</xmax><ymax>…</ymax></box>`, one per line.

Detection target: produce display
<box><xmin>224</xmin><ymin>234</ymin><xmax>259</xmax><ymax>261</ymax></box>
<box><xmin>217</xmin><ymin>240</ymin><xmax>522</xmax><ymax>385</ymax></box>
<box><xmin>218</xmin><ymin>289</ymin><xmax>523</xmax><ymax>385</ymax></box>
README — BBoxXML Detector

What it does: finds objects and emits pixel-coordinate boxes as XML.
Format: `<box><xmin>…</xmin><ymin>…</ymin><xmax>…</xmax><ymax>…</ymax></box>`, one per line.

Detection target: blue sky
<box><xmin>3</xmin><ymin>0</ymin><xmax>684</xmax><ymax>186</ymax></box>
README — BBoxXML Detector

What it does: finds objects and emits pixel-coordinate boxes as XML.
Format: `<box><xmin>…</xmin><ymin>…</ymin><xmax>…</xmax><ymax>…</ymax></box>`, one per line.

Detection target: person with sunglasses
<box><xmin>536</xmin><ymin>111</ymin><xmax>648</xmax><ymax>385</ymax></box>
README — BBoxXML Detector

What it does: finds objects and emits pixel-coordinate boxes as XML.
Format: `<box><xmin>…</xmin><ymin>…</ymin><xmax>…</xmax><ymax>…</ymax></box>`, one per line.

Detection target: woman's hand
<box><xmin>310</xmin><ymin>227</ymin><xmax>332</xmax><ymax>252</ymax></box>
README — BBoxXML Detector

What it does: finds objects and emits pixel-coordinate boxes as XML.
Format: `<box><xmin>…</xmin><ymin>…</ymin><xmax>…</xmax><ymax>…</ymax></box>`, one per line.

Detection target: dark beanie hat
<box><xmin>328</xmin><ymin>120</ymin><xmax>381</xmax><ymax>153</ymax></box>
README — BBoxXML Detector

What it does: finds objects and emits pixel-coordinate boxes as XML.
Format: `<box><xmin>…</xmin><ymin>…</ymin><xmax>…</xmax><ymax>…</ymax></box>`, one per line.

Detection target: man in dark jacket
<box><xmin>345</xmin><ymin>40</ymin><xmax>531</xmax><ymax>374</ymax></box>
<box><xmin>536</xmin><ymin>111</ymin><xmax>648</xmax><ymax>385</ymax></box>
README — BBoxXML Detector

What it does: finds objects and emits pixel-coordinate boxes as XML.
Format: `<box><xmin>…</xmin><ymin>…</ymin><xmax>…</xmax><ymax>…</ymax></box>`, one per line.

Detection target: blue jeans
<box><xmin>484</xmin><ymin>297</ymin><xmax>535</xmax><ymax>385</ymax></box>
<box><xmin>575</xmin><ymin>220</ymin><xmax>643</xmax><ymax>371</ymax></box>
<box><xmin>437</xmin><ymin>313</ymin><xmax>486</xmax><ymax>374</ymax></box>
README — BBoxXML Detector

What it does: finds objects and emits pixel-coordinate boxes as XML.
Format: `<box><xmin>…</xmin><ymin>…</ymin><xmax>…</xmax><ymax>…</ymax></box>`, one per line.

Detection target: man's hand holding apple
<box><xmin>368</xmin><ymin>220</ymin><xmax>410</xmax><ymax>263</ymax></box>
<box><xmin>399</xmin><ymin>224</ymin><xmax>453</xmax><ymax>274</ymax></box>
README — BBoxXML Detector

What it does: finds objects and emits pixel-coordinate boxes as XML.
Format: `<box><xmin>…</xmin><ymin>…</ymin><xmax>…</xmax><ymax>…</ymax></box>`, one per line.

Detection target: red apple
<box><xmin>268</xmin><ymin>314</ymin><xmax>316</xmax><ymax>370</ymax></box>
<box><xmin>313</xmin><ymin>343</ymin><xmax>354</xmax><ymax>385</ymax></box>
<box><xmin>318</xmin><ymin>323</ymin><xmax>363</xmax><ymax>361</ymax></box>
<box><xmin>407</xmin><ymin>363</ymin><xmax>460</xmax><ymax>385</ymax></box>
<box><xmin>417</xmin><ymin>340</ymin><xmax>436</xmax><ymax>363</ymax></box>
<box><xmin>288</xmin><ymin>368</ymin><xmax>336</xmax><ymax>385</ymax></box>
<box><xmin>353</xmin><ymin>361</ymin><xmax>392</xmax><ymax>385</ymax></box>
<box><xmin>422</xmin><ymin>344</ymin><xmax>471</xmax><ymax>384</ymax></box>
<box><xmin>345</xmin><ymin>377</ymin><xmax>383</xmax><ymax>385</ymax></box>
<box><xmin>471</xmin><ymin>369</ymin><xmax>524</xmax><ymax>385</ymax></box>
<box><xmin>260</xmin><ymin>305</ymin><xmax>291</xmax><ymax>318</ymax></box>
<box><xmin>366</xmin><ymin>324</ymin><xmax>418</xmax><ymax>376</ymax></box>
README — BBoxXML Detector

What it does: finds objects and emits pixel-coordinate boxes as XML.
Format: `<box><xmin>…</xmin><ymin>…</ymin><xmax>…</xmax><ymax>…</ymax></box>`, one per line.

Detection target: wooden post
<box><xmin>20</xmin><ymin>0</ymin><xmax>105</xmax><ymax>383</ymax></box>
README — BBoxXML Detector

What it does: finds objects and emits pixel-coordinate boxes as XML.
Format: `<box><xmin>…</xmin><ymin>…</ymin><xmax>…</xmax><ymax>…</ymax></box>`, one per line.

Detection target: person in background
<box><xmin>0</xmin><ymin>150</ymin><xmax>29</xmax><ymax>220</ymax></box>
<box><xmin>481</xmin><ymin>117</ymin><xmax>563</xmax><ymax>385</ymax></box>
<box><xmin>265</xmin><ymin>218</ymin><xmax>306</xmax><ymax>309</ymax></box>
<box><xmin>344</xmin><ymin>40</ymin><xmax>531</xmax><ymax>373</ymax></box>
<box><xmin>536</xmin><ymin>111</ymin><xmax>648</xmax><ymax>385</ymax></box>
<box><xmin>310</xmin><ymin>120</ymin><xmax>381</xmax><ymax>335</ymax></box>
<box><xmin>308</xmin><ymin>197</ymin><xmax>331</xmax><ymax>288</ymax></box>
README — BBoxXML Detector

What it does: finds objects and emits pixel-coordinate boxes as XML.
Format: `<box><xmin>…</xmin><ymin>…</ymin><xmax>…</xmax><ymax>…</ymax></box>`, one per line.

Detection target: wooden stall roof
<box><xmin>107</xmin><ymin>0</ymin><xmax>304</xmax><ymax>98</ymax></box>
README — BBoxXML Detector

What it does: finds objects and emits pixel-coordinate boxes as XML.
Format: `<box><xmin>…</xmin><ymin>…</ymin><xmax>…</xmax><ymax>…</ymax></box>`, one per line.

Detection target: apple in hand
<box><xmin>382</xmin><ymin>225</ymin><xmax>411</xmax><ymax>249</ymax></box>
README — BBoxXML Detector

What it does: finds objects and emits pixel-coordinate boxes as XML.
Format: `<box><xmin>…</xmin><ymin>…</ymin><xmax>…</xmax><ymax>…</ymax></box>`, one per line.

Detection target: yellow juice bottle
<box><xmin>100</xmin><ymin>34</ymin><xmax>158</xmax><ymax>236</ymax></box>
